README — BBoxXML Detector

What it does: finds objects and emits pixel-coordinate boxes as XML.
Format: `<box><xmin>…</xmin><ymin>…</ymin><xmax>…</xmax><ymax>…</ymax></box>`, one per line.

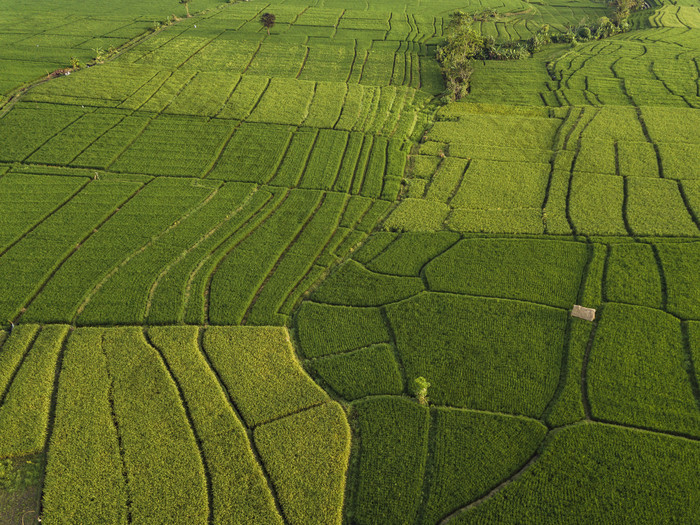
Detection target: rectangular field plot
<box><xmin>424</xmin><ymin>238</ymin><xmax>587</xmax><ymax>308</ymax></box>
<box><xmin>641</xmin><ymin>107</ymin><xmax>700</xmax><ymax>144</ymax></box>
<box><xmin>0</xmin><ymin>105</ymin><xmax>88</xmax><ymax>162</ymax></box>
<box><xmin>246</xmin><ymin>42</ymin><xmax>308</xmax><ymax>77</ymax></box>
<box><xmin>428</xmin><ymin>110</ymin><xmax>561</xmax><ymax>150</ymax></box>
<box><xmin>248</xmin><ymin>78</ymin><xmax>315</xmax><ymax>125</ymax></box>
<box><xmin>217</xmin><ymin>74</ymin><xmax>270</xmax><ymax>120</ymax></box>
<box><xmin>23</xmin><ymin>64</ymin><xmax>160</xmax><ymax>106</ymax></box>
<box><xmin>136</xmin><ymin>31</ymin><xmax>225</xmax><ymax>69</ymax></box>
<box><xmin>361</xmin><ymin>41</ymin><xmax>400</xmax><ymax>86</ymax></box>
<box><xmin>569</xmin><ymin>173</ymin><xmax>627</xmax><ymax>235</ymax></box>
<box><xmin>658</xmin><ymin>143</ymin><xmax>700</xmax><ymax>180</ymax></box>
<box><xmin>605</xmin><ymin>243</ymin><xmax>663</xmax><ymax>309</ymax></box>
<box><xmin>466</xmin><ymin>60</ymin><xmax>554</xmax><ymax>107</ymax></box>
<box><xmin>208</xmin><ymin>122</ymin><xmax>293</xmax><ymax>183</ymax></box>
<box><xmin>450</xmin><ymin>160</ymin><xmax>550</xmax><ymax>210</ymax></box>
<box><xmin>27</xmin><ymin>111</ymin><xmax>127</xmax><ymax>166</ymax></box>
<box><xmin>303</xmin><ymin>82</ymin><xmax>347</xmax><ymax>128</ymax></box>
<box><xmin>299</xmin><ymin>129</ymin><xmax>349</xmax><ymax>190</ymax></box>
<box><xmin>71</xmin><ymin>114</ymin><xmax>154</xmax><ymax>169</ymax></box>
<box><xmin>110</xmin><ymin>115</ymin><xmax>236</xmax><ymax>177</ymax></box>
<box><xmin>618</xmin><ymin>141</ymin><xmax>659</xmax><ymax>178</ymax></box>
<box><xmin>163</xmin><ymin>71</ymin><xmax>240</xmax><ymax>117</ymax></box>
<box><xmin>627</xmin><ymin>178</ymin><xmax>699</xmax><ymax>237</ymax></box>
<box><xmin>180</xmin><ymin>36</ymin><xmax>263</xmax><ymax>72</ymax></box>
<box><xmin>298</xmin><ymin>42</ymin><xmax>355</xmax><ymax>82</ymax></box>
<box><xmin>0</xmin><ymin>173</ymin><xmax>87</xmax><ymax>252</ymax></box>
<box><xmin>589</xmin><ymin>303</ymin><xmax>700</xmax><ymax>437</ymax></box>
<box><xmin>574</xmin><ymin>139</ymin><xmax>616</xmax><ymax>175</ymax></box>
<box><xmin>656</xmin><ymin>241</ymin><xmax>700</xmax><ymax>319</ymax></box>
<box><xmin>581</xmin><ymin>106</ymin><xmax>646</xmax><ymax>142</ymax></box>
<box><xmin>446</xmin><ymin>208</ymin><xmax>545</xmax><ymax>234</ymax></box>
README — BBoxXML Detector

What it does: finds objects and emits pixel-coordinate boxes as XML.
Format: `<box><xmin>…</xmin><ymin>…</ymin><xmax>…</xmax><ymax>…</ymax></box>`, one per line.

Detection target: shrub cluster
<box><xmin>436</xmin><ymin>12</ymin><xmax>530</xmax><ymax>101</ymax></box>
<box><xmin>439</xmin><ymin>0</ymin><xmax>642</xmax><ymax>101</ymax></box>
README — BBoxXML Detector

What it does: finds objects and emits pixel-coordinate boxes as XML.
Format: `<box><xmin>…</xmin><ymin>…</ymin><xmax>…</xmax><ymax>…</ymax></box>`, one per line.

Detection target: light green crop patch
<box><xmin>203</xmin><ymin>326</ymin><xmax>328</xmax><ymax>426</ymax></box>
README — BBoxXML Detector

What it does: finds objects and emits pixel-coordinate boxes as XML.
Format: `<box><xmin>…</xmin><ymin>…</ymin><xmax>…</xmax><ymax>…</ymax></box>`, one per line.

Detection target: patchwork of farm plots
<box><xmin>0</xmin><ymin>0</ymin><xmax>699</xmax><ymax>523</ymax></box>
<box><xmin>0</xmin><ymin>0</ymin><xmax>234</xmax><ymax>97</ymax></box>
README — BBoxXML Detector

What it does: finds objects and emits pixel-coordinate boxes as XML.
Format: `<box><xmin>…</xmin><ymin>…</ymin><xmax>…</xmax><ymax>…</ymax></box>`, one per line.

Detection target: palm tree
<box><xmin>180</xmin><ymin>0</ymin><xmax>192</xmax><ymax>18</ymax></box>
<box><xmin>260</xmin><ymin>13</ymin><xmax>276</xmax><ymax>35</ymax></box>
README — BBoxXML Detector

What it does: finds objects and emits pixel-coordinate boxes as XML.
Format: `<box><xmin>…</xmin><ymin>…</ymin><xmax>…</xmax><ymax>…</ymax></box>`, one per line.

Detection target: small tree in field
<box><xmin>413</xmin><ymin>377</ymin><xmax>431</xmax><ymax>406</ymax></box>
<box><xmin>180</xmin><ymin>0</ymin><xmax>192</xmax><ymax>18</ymax></box>
<box><xmin>260</xmin><ymin>13</ymin><xmax>276</xmax><ymax>35</ymax></box>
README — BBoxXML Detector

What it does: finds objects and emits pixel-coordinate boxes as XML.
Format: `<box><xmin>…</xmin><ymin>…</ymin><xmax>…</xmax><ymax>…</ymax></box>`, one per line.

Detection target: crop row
<box><xmin>461</xmin><ymin>28</ymin><xmax>700</xmax><ymax>110</ymax></box>
<box><xmin>0</xmin><ymin>324</ymin><xmax>349</xmax><ymax>523</ymax></box>
<box><xmin>15</xmin><ymin>178</ymin><xmax>219</xmax><ymax>324</ymax></box>
<box><xmin>100</xmin><ymin>21</ymin><xmax>444</xmax><ymax>91</ymax></box>
<box><xmin>24</xmin><ymin>74</ymin><xmax>424</xmax><ymax>137</ymax></box>
<box><xmin>392</xmin><ymin>102</ymin><xmax>700</xmax><ymax>235</ymax></box>
<box><xmin>3</xmin><ymin>100</ymin><xmax>416</xmax><ymax>188</ymax></box>
<box><xmin>0</xmin><ymin>12</ymin><xmax>156</xmax><ymax>96</ymax></box>
<box><xmin>0</xmin><ymin>174</ymin><xmax>393</xmax><ymax>326</ymax></box>
<box><xmin>547</xmin><ymin>35</ymin><xmax>700</xmax><ymax>109</ymax></box>
<box><xmin>0</xmin><ymin>178</ymin><xmax>145</xmax><ymax>323</ymax></box>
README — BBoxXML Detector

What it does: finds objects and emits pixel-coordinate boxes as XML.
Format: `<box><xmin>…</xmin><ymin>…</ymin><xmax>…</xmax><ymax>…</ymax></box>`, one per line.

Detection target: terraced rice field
<box><xmin>0</xmin><ymin>0</ymin><xmax>699</xmax><ymax>523</ymax></box>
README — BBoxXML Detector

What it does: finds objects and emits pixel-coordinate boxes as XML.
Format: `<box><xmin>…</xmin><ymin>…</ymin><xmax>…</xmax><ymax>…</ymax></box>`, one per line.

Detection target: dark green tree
<box><xmin>436</xmin><ymin>13</ymin><xmax>486</xmax><ymax>101</ymax></box>
<box><xmin>260</xmin><ymin>12</ymin><xmax>276</xmax><ymax>35</ymax></box>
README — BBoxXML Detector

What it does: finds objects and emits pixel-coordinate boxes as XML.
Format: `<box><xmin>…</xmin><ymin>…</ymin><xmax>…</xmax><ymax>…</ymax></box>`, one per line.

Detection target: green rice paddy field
<box><xmin>0</xmin><ymin>0</ymin><xmax>699</xmax><ymax>522</ymax></box>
